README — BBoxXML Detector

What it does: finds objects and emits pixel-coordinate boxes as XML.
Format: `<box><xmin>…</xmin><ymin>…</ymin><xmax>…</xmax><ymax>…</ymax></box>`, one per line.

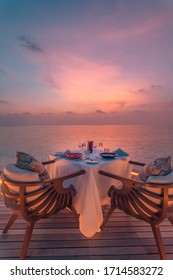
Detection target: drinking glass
<box><xmin>99</xmin><ymin>142</ymin><xmax>103</xmax><ymax>151</ymax></box>
<box><xmin>82</xmin><ymin>142</ymin><xmax>86</xmax><ymax>150</ymax></box>
<box><xmin>78</xmin><ymin>144</ymin><xmax>82</xmax><ymax>149</ymax></box>
<box><xmin>84</xmin><ymin>149</ymin><xmax>90</xmax><ymax>159</ymax></box>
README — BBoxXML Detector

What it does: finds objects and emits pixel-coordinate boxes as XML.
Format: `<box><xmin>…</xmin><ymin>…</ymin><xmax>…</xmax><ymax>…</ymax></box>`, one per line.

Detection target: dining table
<box><xmin>47</xmin><ymin>150</ymin><xmax>132</xmax><ymax>238</ymax></box>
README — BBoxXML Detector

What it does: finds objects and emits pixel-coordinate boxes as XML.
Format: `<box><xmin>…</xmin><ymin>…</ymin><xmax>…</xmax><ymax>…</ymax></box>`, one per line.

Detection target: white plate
<box><xmin>85</xmin><ymin>159</ymin><xmax>99</xmax><ymax>164</ymax></box>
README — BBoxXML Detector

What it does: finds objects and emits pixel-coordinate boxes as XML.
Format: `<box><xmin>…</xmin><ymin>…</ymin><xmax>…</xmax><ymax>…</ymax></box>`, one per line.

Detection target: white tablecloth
<box><xmin>47</xmin><ymin>154</ymin><xmax>132</xmax><ymax>237</ymax></box>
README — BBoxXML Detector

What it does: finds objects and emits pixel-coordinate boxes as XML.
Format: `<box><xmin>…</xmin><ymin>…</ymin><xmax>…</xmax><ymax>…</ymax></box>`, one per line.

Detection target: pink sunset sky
<box><xmin>0</xmin><ymin>0</ymin><xmax>173</xmax><ymax>125</ymax></box>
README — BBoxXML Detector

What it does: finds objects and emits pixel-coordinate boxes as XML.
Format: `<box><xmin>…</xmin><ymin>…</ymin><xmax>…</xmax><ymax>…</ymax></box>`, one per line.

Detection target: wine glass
<box><xmin>94</xmin><ymin>143</ymin><xmax>97</xmax><ymax>150</ymax></box>
<box><xmin>82</xmin><ymin>142</ymin><xmax>86</xmax><ymax>150</ymax></box>
<box><xmin>93</xmin><ymin>143</ymin><xmax>97</xmax><ymax>154</ymax></box>
<box><xmin>78</xmin><ymin>143</ymin><xmax>82</xmax><ymax>150</ymax></box>
<box><xmin>84</xmin><ymin>149</ymin><xmax>90</xmax><ymax>159</ymax></box>
<box><xmin>104</xmin><ymin>148</ymin><xmax>110</xmax><ymax>152</ymax></box>
<box><xmin>99</xmin><ymin>142</ymin><xmax>103</xmax><ymax>151</ymax></box>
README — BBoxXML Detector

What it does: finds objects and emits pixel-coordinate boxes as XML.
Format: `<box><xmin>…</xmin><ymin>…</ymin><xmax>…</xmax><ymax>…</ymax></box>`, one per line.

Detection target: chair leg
<box><xmin>20</xmin><ymin>221</ymin><xmax>35</xmax><ymax>260</ymax></box>
<box><xmin>3</xmin><ymin>214</ymin><xmax>18</xmax><ymax>233</ymax></box>
<box><xmin>100</xmin><ymin>206</ymin><xmax>115</xmax><ymax>229</ymax></box>
<box><xmin>151</xmin><ymin>224</ymin><xmax>167</xmax><ymax>260</ymax></box>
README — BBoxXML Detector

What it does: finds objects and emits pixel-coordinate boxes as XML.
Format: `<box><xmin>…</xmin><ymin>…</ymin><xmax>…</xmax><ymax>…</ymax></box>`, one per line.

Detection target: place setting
<box><xmin>100</xmin><ymin>152</ymin><xmax>117</xmax><ymax>159</ymax></box>
<box><xmin>81</xmin><ymin>142</ymin><xmax>100</xmax><ymax>164</ymax></box>
<box><xmin>50</xmin><ymin>141</ymin><xmax>129</xmax><ymax>165</ymax></box>
<box><xmin>77</xmin><ymin>141</ymin><xmax>129</xmax><ymax>164</ymax></box>
<box><xmin>100</xmin><ymin>148</ymin><xmax>129</xmax><ymax>160</ymax></box>
<box><xmin>75</xmin><ymin>140</ymin><xmax>100</xmax><ymax>164</ymax></box>
<box><xmin>65</xmin><ymin>152</ymin><xmax>83</xmax><ymax>160</ymax></box>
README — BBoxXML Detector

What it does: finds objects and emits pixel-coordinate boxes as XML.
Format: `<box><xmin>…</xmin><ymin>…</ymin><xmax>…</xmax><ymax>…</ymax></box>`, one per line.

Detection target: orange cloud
<box><xmin>98</xmin><ymin>3</ymin><xmax>173</xmax><ymax>43</ymax></box>
<box><xmin>10</xmin><ymin>2</ymin><xmax>172</xmax><ymax>117</ymax></box>
<box><xmin>41</xmin><ymin>53</ymin><xmax>125</xmax><ymax>112</ymax></box>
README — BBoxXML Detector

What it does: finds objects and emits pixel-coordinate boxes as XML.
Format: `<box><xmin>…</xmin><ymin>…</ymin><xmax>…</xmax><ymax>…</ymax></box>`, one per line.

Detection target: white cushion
<box><xmin>2</xmin><ymin>164</ymin><xmax>43</xmax><ymax>210</ymax></box>
<box><xmin>145</xmin><ymin>170</ymin><xmax>173</xmax><ymax>205</ymax></box>
<box><xmin>3</xmin><ymin>163</ymin><xmax>40</xmax><ymax>182</ymax></box>
<box><xmin>146</xmin><ymin>169</ymin><xmax>173</xmax><ymax>184</ymax></box>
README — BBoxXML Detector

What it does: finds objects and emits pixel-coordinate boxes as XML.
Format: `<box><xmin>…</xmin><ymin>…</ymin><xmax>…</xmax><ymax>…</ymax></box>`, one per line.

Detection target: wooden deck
<box><xmin>0</xmin><ymin>194</ymin><xmax>173</xmax><ymax>260</ymax></box>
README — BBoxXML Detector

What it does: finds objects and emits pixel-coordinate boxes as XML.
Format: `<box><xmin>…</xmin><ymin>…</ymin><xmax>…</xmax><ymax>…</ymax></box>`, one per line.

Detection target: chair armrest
<box><xmin>99</xmin><ymin>170</ymin><xmax>173</xmax><ymax>190</ymax></box>
<box><xmin>42</xmin><ymin>159</ymin><xmax>55</xmax><ymax>165</ymax></box>
<box><xmin>57</xmin><ymin>169</ymin><xmax>85</xmax><ymax>182</ymax></box>
<box><xmin>99</xmin><ymin>169</ymin><xmax>143</xmax><ymax>185</ymax></box>
<box><xmin>129</xmin><ymin>160</ymin><xmax>145</xmax><ymax>166</ymax></box>
<box><xmin>2</xmin><ymin>169</ymin><xmax>85</xmax><ymax>187</ymax></box>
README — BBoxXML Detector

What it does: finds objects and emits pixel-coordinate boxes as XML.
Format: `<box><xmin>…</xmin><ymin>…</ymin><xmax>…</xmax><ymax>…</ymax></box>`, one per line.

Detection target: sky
<box><xmin>0</xmin><ymin>0</ymin><xmax>173</xmax><ymax>125</ymax></box>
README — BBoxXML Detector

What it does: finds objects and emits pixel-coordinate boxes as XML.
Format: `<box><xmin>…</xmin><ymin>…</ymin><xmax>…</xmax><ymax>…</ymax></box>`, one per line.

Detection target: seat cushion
<box><xmin>144</xmin><ymin>169</ymin><xmax>173</xmax><ymax>206</ymax></box>
<box><xmin>16</xmin><ymin>152</ymin><xmax>50</xmax><ymax>181</ymax></box>
<box><xmin>3</xmin><ymin>163</ymin><xmax>41</xmax><ymax>194</ymax></box>
<box><xmin>146</xmin><ymin>169</ymin><xmax>173</xmax><ymax>184</ymax></box>
<box><xmin>139</xmin><ymin>156</ymin><xmax>172</xmax><ymax>182</ymax></box>
<box><xmin>3</xmin><ymin>163</ymin><xmax>40</xmax><ymax>182</ymax></box>
<box><xmin>2</xmin><ymin>164</ymin><xmax>44</xmax><ymax>210</ymax></box>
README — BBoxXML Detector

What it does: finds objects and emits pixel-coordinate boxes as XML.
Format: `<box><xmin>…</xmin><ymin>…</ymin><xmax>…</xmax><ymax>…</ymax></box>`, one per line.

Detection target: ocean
<box><xmin>0</xmin><ymin>124</ymin><xmax>173</xmax><ymax>170</ymax></box>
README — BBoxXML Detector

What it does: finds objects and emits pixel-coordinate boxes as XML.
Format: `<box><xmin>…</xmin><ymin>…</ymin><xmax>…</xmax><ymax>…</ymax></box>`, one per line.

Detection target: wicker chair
<box><xmin>1</xmin><ymin>160</ymin><xmax>85</xmax><ymax>259</ymax></box>
<box><xmin>99</xmin><ymin>160</ymin><xmax>173</xmax><ymax>260</ymax></box>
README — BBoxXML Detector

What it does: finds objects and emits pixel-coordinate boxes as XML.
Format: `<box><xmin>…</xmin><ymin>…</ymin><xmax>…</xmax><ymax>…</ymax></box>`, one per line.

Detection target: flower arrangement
<box><xmin>87</xmin><ymin>141</ymin><xmax>94</xmax><ymax>153</ymax></box>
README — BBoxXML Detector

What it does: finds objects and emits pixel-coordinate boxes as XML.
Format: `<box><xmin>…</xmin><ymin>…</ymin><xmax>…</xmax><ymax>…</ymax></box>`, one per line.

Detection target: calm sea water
<box><xmin>0</xmin><ymin>124</ymin><xmax>173</xmax><ymax>170</ymax></box>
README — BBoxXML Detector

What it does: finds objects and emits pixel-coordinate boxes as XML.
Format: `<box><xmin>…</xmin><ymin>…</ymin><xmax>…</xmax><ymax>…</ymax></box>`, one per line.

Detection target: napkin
<box><xmin>53</xmin><ymin>150</ymin><xmax>71</xmax><ymax>159</ymax></box>
<box><xmin>113</xmin><ymin>148</ymin><xmax>129</xmax><ymax>156</ymax></box>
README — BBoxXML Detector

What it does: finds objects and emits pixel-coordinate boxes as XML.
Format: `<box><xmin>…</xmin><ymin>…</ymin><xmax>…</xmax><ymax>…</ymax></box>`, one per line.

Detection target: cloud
<box><xmin>6</xmin><ymin>113</ymin><xmax>19</xmax><ymax>116</ymax></box>
<box><xmin>157</xmin><ymin>100</ymin><xmax>173</xmax><ymax>109</ymax></box>
<box><xmin>41</xmin><ymin>112</ymin><xmax>53</xmax><ymax>115</ymax></box>
<box><xmin>0</xmin><ymin>99</ymin><xmax>8</xmax><ymax>104</ymax></box>
<box><xmin>132</xmin><ymin>84</ymin><xmax>163</xmax><ymax>95</ymax></box>
<box><xmin>18</xmin><ymin>35</ymin><xmax>44</xmax><ymax>53</ymax></box>
<box><xmin>110</xmin><ymin>111</ymin><xmax>118</xmax><ymax>114</ymax></box>
<box><xmin>130</xmin><ymin>100</ymin><xmax>173</xmax><ymax>112</ymax></box>
<box><xmin>151</xmin><ymin>84</ymin><xmax>163</xmax><ymax>89</ymax></box>
<box><xmin>95</xmin><ymin>109</ymin><xmax>106</xmax><ymax>114</ymax></box>
<box><xmin>133</xmin><ymin>110</ymin><xmax>148</xmax><ymax>114</ymax></box>
<box><xmin>96</xmin><ymin>1</ymin><xmax>173</xmax><ymax>48</ymax></box>
<box><xmin>45</xmin><ymin>75</ymin><xmax>61</xmax><ymax>90</ymax></box>
<box><xmin>0</xmin><ymin>107</ymin><xmax>173</xmax><ymax>126</ymax></box>
<box><xmin>45</xmin><ymin>53</ymin><xmax>120</xmax><ymax>102</ymax></box>
<box><xmin>115</xmin><ymin>101</ymin><xmax>126</xmax><ymax>108</ymax></box>
<box><xmin>132</xmin><ymin>88</ymin><xmax>149</xmax><ymax>94</ymax></box>
<box><xmin>22</xmin><ymin>112</ymin><xmax>31</xmax><ymax>115</ymax></box>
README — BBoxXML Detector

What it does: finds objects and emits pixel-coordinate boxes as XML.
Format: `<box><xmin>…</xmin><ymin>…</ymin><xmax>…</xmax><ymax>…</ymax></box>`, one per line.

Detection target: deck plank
<box><xmin>0</xmin><ymin>194</ymin><xmax>173</xmax><ymax>260</ymax></box>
